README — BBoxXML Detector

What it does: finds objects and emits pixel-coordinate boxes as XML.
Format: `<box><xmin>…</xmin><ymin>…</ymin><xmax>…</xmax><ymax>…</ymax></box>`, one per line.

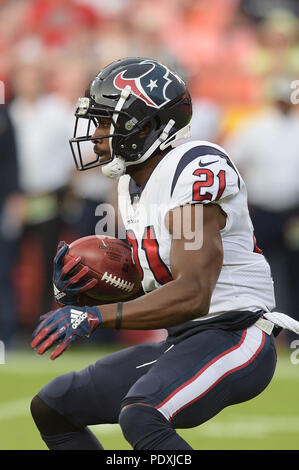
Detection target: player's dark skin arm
<box><xmin>91</xmin><ymin>118</ymin><xmax>225</xmax><ymax>329</ymax></box>
<box><xmin>98</xmin><ymin>203</ymin><xmax>225</xmax><ymax>329</ymax></box>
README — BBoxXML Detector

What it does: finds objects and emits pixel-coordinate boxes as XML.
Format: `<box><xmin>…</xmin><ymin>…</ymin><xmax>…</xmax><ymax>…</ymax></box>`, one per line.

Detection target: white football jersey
<box><xmin>118</xmin><ymin>140</ymin><xmax>276</xmax><ymax>319</ymax></box>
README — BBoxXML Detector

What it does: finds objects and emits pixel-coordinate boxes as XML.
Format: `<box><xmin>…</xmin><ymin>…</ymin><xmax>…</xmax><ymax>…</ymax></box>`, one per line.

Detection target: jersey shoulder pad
<box><xmin>167</xmin><ymin>142</ymin><xmax>241</xmax><ymax>208</ymax></box>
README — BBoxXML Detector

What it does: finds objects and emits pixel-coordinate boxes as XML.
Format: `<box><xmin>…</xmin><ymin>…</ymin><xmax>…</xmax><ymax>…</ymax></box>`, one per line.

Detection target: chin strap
<box><xmin>102</xmin><ymin>85</ymin><xmax>132</xmax><ymax>179</ymax></box>
<box><xmin>160</xmin><ymin>123</ymin><xmax>191</xmax><ymax>150</ymax></box>
<box><xmin>126</xmin><ymin>119</ymin><xmax>176</xmax><ymax>168</ymax></box>
<box><xmin>109</xmin><ymin>85</ymin><xmax>132</xmax><ymax>157</ymax></box>
<box><xmin>101</xmin><ymin>156</ymin><xmax>126</xmax><ymax>178</ymax></box>
<box><xmin>102</xmin><ymin>119</ymin><xmax>177</xmax><ymax>179</ymax></box>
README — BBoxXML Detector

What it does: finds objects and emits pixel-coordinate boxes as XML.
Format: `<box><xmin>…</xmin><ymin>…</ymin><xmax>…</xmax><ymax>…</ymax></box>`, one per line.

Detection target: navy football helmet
<box><xmin>69</xmin><ymin>57</ymin><xmax>192</xmax><ymax>178</ymax></box>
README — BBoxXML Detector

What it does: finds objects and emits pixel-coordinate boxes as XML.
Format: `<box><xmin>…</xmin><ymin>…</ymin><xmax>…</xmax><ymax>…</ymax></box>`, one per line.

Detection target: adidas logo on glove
<box><xmin>70</xmin><ymin>309</ymin><xmax>88</xmax><ymax>329</ymax></box>
<box><xmin>53</xmin><ymin>284</ymin><xmax>66</xmax><ymax>301</ymax></box>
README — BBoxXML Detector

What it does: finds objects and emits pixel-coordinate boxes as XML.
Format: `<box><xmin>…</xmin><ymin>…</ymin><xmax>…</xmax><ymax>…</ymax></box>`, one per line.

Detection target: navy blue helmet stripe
<box><xmin>170</xmin><ymin>145</ymin><xmax>240</xmax><ymax>198</ymax></box>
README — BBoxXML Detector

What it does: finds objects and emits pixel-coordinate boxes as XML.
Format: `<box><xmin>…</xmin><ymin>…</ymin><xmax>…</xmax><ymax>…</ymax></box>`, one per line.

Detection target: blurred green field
<box><xmin>0</xmin><ymin>343</ymin><xmax>299</xmax><ymax>450</ymax></box>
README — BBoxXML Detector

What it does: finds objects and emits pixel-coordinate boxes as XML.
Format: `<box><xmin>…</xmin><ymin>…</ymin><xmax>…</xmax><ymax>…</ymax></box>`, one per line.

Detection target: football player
<box><xmin>30</xmin><ymin>58</ymin><xmax>299</xmax><ymax>450</ymax></box>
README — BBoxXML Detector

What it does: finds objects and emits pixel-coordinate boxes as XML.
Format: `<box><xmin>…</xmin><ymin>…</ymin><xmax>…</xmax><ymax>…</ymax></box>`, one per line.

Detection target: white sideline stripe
<box><xmin>0</xmin><ymin>398</ymin><xmax>119</xmax><ymax>435</ymax></box>
<box><xmin>0</xmin><ymin>398</ymin><xmax>31</xmax><ymax>420</ymax></box>
<box><xmin>90</xmin><ymin>424</ymin><xmax>120</xmax><ymax>435</ymax></box>
<box><xmin>1</xmin><ymin>399</ymin><xmax>299</xmax><ymax>439</ymax></box>
<box><xmin>0</xmin><ymin>398</ymin><xmax>120</xmax><ymax>434</ymax></box>
<box><xmin>1</xmin><ymin>350</ymin><xmax>298</xmax><ymax>378</ymax></box>
<box><xmin>91</xmin><ymin>416</ymin><xmax>299</xmax><ymax>438</ymax></box>
<box><xmin>197</xmin><ymin>416</ymin><xmax>299</xmax><ymax>438</ymax></box>
<box><xmin>2</xmin><ymin>359</ymin><xmax>299</xmax><ymax>379</ymax></box>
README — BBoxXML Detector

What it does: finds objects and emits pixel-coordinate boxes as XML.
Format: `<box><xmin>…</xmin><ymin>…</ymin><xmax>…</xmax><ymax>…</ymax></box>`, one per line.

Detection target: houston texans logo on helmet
<box><xmin>113</xmin><ymin>60</ymin><xmax>173</xmax><ymax>109</ymax></box>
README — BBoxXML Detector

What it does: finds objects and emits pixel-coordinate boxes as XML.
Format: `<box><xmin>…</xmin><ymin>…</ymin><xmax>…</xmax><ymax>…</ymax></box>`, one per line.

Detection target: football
<box><xmin>63</xmin><ymin>235</ymin><xmax>142</xmax><ymax>306</ymax></box>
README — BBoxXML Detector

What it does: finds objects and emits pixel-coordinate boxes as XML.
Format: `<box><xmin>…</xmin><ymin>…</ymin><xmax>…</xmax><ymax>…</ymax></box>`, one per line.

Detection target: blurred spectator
<box><xmin>0</xmin><ymin>0</ymin><xmax>28</xmax><ymax>96</ymax></box>
<box><xmin>80</xmin><ymin>0</ymin><xmax>126</xmax><ymax>17</ymax></box>
<box><xmin>8</xmin><ymin>61</ymin><xmax>74</xmax><ymax>319</ymax></box>
<box><xmin>22</xmin><ymin>0</ymin><xmax>100</xmax><ymax>49</ymax></box>
<box><xmin>245</xmin><ymin>9</ymin><xmax>299</xmax><ymax>78</ymax></box>
<box><xmin>224</xmin><ymin>76</ymin><xmax>299</xmax><ymax>339</ymax></box>
<box><xmin>240</xmin><ymin>0</ymin><xmax>299</xmax><ymax>23</ymax></box>
<box><xmin>0</xmin><ymin>105</ymin><xmax>26</xmax><ymax>347</ymax></box>
<box><xmin>158</xmin><ymin>0</ymin><xmax>240</xmax><ymax>74</ymax></box>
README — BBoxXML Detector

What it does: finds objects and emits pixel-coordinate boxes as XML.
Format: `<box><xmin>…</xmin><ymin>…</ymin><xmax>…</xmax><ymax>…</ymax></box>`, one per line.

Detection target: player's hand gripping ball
<box><xmin>53</xmin><ymin>240</ymin><xmax>98</xmax><ymax>305</ymax></box>
<box><xmin>53</xmin><ymin>235</ymin><xmax>142</xmax><ymax>306</ymax></box>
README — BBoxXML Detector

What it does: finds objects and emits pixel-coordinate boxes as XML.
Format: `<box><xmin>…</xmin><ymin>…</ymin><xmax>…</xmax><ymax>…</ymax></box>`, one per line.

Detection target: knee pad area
<box><xmin>30</xmin><ymin>372</ymin><xmax>80</xmax><ymax>435</ymax></box>
<box><xmin>119</xmin><ymin>404</ymin><xmax>175</xmax><ymax>450</ymax></box>
<box><xmin>30</xmin><ymin>395</ymin><xmax>78</xmax><ymax>435</ymax></box>
<box><xmin>30</xmin><ymin>395</ymin><xmax>49</xmax><ymax>426</ymax></box>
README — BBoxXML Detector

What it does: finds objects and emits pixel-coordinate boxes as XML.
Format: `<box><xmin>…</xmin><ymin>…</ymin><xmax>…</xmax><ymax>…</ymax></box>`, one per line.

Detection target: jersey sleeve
<box><xmin>167</xmin><ymin>151</ymin><xmax>241</xmax><ymax>211</ymax></box>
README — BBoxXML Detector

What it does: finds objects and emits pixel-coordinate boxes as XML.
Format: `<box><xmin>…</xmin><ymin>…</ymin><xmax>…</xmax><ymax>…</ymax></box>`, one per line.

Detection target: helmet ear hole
<box><xmin>139</xmin><ymin>121</ymin><xmax>152</xmax><ymax>138</ymax></box>
<box><xmin>154</xmin><ymin>115</ymin><xmax>161</xmax><ymax>130</ymax></box>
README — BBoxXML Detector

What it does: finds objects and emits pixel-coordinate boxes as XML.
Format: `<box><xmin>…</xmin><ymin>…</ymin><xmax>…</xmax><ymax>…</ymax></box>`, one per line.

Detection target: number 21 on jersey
<box><xmin>126</xmin><ymin>227</ymin><xmax>173</xmax><ymax>285</ymax></box>
<box><xmin>192</xmin><ymin>168</ymin><xmax>226</xmax><ymax>202</ymax></box>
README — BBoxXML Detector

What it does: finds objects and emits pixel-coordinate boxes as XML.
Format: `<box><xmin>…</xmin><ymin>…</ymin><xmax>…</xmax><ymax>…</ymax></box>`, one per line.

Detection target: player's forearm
<box><xmin>98</xmin><ymin>278</ymin><xmax>211</xmax><ymax>330</ymax></box>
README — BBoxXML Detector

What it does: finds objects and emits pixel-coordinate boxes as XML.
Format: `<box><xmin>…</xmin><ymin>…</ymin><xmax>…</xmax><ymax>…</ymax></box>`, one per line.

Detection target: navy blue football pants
<box><xmin>38</xmin><ymin>323</ymin><xmax>277</xmax><ymax>431</ymax></box>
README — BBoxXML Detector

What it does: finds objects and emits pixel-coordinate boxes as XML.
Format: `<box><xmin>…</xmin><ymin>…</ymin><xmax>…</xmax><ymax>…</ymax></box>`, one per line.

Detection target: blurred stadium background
<box><xmin>0</xmin><ymin>0</ymin><xmax>299</xmax><ymax>450</ymax></box>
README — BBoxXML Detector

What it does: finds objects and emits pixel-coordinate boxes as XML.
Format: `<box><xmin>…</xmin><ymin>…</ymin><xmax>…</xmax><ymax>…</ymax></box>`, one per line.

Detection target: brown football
<box><xmin>63</xmin><ymin>235</ymin><xmax>142</xmax><ymax>306</ymax></box>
